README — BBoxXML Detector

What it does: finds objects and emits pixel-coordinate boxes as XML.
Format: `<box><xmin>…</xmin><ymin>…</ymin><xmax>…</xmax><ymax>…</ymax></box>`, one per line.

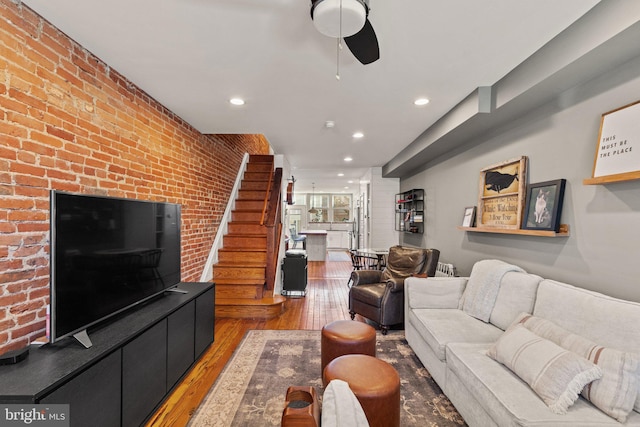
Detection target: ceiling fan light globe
<box><xmin>312</xmin><ymin>0</ymin><xmax>366</xmax><ymax>38</ymax></box>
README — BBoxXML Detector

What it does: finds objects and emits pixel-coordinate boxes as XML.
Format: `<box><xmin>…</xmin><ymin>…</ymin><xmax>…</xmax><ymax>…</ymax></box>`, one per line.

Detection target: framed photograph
<box><xmin>477</xmin><ymin>156</ymin><xmax>527</xmax><ymax>230</ymax></box>
<box><xmin>586</xmin><ymin>100</ymin><xmax>640</xmax><ymax>184</ymax></box>
<box><xmin>461</xmin><ymin>206</ymin><xmax>476</xmax><ymax>227</ymax></box>
<box><xmin>522</xmin><ymin>179</ymin><xmax>566</xmax><ymax>232</ymax></box>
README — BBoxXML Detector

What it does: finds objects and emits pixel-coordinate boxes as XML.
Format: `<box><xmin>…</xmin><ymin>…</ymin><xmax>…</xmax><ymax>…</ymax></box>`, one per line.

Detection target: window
<box><xmin>308</xmin><ymin>194</ymin><xmax>329</xmax><ymax>222</ymax></box>
<box><xmin>332</xmin><ymin>195</ymin><xmax>352</xmax><ymax>222</ymax></box>
<box><xmin>305</xmin><ymin>194</ymin><xmax>352</xmax><ymax>222</ymax></box>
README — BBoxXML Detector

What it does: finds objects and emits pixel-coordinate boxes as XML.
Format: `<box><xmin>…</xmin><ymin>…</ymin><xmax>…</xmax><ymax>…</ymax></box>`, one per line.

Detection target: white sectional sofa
<box><xmin>404</xmin><ymin>259</ymin><xmax>640</xmax><ymax>426</ymax></box>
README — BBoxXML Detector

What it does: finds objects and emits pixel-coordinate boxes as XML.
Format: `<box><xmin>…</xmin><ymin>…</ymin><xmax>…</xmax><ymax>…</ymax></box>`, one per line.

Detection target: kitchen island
<box><xmin>298</xmin><ymin>229</ymin><xmax>327</xmax><ymax>261</ymax></box>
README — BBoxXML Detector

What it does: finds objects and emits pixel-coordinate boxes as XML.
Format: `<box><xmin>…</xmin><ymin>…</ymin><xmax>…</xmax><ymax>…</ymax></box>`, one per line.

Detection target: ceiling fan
<box><xmin>310</xmin><ymin>0</ymin><xmax>380</xmax><ymax>65</ymax></box>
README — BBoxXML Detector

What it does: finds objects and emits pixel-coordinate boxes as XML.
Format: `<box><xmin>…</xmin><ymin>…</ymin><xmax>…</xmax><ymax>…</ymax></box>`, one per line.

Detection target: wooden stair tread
<box><xmin>216</xmin><ymin>296</ymin><xmax>286</xmax><ymax>306</ymax></box>
<box><xmin>214</xmin><ymin>279</ymin><xmax>266</xmax><ymax>285</ymax></box>
<box><xmin>215</xmin><ymin>259</ymin><xmax>266</xmax><ymax>265</ymax></box>
<box><xmin>218</xmin><ymin>248</ymin><xmax>266</xmax><ymax>253</ymax></box>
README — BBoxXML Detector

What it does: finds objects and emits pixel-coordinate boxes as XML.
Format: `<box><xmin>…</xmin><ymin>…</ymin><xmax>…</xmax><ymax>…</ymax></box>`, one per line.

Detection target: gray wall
<box><xmin>400</xmin><ymin>54</ymin><xmax>640</xmax><ymax>303</ymax></box>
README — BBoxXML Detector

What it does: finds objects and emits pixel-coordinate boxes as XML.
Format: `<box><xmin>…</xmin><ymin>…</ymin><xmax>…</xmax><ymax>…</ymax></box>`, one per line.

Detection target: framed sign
<box><xmin>587</xmin><ymin>100</ymin><xmax>640</xmax><ymax>184</ymax></box>
<box><xmin>477</xmin><ymin>156</ymin><xmax>527</xmax><ymax>230</ymax></box>
<box><xmin>461</xmin><ymin>206</ymin><xmax>476</xmax><ymax>227</ymax></box>
<box><xmin>522</xmin><ymin>179</ymin><xmax>566</xmax><ymax>232</ymax></box>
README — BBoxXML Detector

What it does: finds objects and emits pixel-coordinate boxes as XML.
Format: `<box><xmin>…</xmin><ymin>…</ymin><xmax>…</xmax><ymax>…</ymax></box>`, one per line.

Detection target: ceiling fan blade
<box><xmin>344</xmin><ymin>19</ymin><xmax>379</xmax><ymax>64</ymax></box>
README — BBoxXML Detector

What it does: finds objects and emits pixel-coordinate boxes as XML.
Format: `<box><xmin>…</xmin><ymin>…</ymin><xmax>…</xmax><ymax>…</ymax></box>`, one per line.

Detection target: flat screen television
<box><xmin>50</xmin><ymin>191</ymin><xmax>181</xmax><ymax>347</ymax></box>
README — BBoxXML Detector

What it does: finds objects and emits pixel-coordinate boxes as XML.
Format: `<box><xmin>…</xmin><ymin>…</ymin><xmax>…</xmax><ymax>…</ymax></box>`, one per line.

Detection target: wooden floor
<box><xmin>146</xmin><ymin>254</ymin><xmax>365</xmax><ymax>427</ymax></box>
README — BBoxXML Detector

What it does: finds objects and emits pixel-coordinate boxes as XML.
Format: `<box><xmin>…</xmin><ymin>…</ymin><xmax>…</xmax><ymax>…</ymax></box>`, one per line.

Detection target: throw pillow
<box><xmin>516</xmin><ymin>313</ymin><xmax>640</xmax><ymax>423</ymax></box>
<box><xmin>487</xmin><ymin>323</ymin><xmax>602</xmax><ymax>414</ymax></box>
<box><xmin>321</xmin><ymin>379</ymin><xmax>369</xmax><ymax>427</ymax></box>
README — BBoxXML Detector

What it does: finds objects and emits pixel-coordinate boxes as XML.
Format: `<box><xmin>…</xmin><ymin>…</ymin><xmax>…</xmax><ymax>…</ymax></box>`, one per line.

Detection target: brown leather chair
<box><xmin>349</xmin><ymin>246</ymin><xmax>440</xmax><ymax>334</ymax></box>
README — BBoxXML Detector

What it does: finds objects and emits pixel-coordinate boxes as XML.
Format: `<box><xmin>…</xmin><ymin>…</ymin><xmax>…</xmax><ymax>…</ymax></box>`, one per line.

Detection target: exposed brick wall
<box><xmin>0</xmin><ymin>0</ymin><xmax>270</xmax><ymax>354</ymax></box>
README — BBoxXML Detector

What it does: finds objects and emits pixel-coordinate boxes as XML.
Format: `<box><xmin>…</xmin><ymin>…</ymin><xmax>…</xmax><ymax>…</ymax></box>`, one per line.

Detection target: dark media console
<box><xmin>0</xmin><ymin>282</ymin><xmax>215</xmax><ymax>427</ymax></box>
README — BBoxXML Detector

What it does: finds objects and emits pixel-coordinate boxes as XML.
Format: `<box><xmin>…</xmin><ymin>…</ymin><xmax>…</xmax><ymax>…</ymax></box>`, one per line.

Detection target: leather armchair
<box><xmin>349</xmin><ymin>246</ymin><xmax>440</xmax><ymax>334</ymax></box>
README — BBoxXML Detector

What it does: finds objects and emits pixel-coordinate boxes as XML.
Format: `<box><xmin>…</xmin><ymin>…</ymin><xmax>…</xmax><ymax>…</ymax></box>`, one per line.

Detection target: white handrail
<box><xmin>199</xmin><ymin>153</ymin><xmax>250</xmax><ymax>282</ymax></box>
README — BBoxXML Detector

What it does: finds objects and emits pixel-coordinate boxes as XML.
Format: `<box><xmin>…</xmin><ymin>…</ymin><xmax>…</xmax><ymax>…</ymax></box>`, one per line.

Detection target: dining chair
<box><xmin>289</xmin><ymin>228</ymin><xmax>306</xmax><ymax>249</ymax></box>
<box><xmin>348</xmin><ymin>250</ymin><xmax>378</xmax><ymax>286</ymax></box>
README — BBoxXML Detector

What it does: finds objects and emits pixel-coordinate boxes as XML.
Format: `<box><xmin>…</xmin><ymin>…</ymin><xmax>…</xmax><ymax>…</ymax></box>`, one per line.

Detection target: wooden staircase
<box><xmin>213</xmin><ymin>155</ymin><xmax>286</xmax><ymax>319</ymax></box>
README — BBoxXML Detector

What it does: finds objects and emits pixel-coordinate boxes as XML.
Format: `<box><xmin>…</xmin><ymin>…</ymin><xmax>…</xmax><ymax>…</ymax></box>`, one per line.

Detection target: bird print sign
<box><xmin>477</xmin><ymin>157</ymin><xmax>527</xmax><ymax>229</ymax></box>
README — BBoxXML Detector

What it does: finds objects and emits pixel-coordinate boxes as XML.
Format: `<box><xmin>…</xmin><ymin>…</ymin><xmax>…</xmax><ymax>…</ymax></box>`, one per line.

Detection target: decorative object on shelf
<box><xmin>461</xmin><ymin>206</ymin><xmax>476</xmax><ymax>227</ymax></box>
<box><xmin>477</xmin><ymin>157</ymin><xmax>527</xmax><ymax>230</ymax></box>
<box><xmin>585</xmin><ymin>100</ymin><xmax>640</xmax><ymax>185</ymax></box>
<box><xmin>522</xmin><ymin>179</ymin><xmax>566</xmax><ymax>232</ymax></box>
<box><xmin>395</xmin><ymin>189</ymin><xmax>424</xmax><ymax>234</ymax></box>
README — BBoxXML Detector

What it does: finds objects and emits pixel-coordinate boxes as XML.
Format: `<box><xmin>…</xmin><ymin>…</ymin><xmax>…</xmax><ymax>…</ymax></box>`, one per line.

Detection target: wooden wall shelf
<box><xmin>583</xmin><ymin>171</ymin><xmax>640</xmax><ymax>185</ymax></box>
<box><xmin>457</xmin><ymin>224</ymin><xmax>570</xmax><ymax>237</ymax></box>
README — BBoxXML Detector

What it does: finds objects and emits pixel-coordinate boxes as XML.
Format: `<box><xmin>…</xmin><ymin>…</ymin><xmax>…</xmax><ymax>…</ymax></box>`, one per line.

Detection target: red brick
<box><xmin>0</xmin><ymin>292</ymin><xmax>27</xmax><ymax>308</ymax></box>
<box><xmin>14</xmin><ymin>174</ymin><xmax>48</xmax><ymax>188</ymax></box>
<box><xmin>0</xmin><ymin>197</ymin><xmax>34</xmax><ymax>210</ymax></box>
<box><xmin>10</xmin><ymin>162</ymin><xmax>46</xmax><ymax>177</ymax></box>
<box><xmin>30</xmin><ymin>130</ymin><xmax>65</xmax><ymax>148</ymax></box>
<box><xmin>46</xmin><ymin>124</ymin><xmax>75</xmax><ymax>142</ymax></box>
<box><xmin>0</xmin><ymin>119</ymin><xmax>28</xmax><ymax>138</ymax></box>
<box><xmin>0</xmin><ymin>0</ymin><xmax>269</xmax><ymax>351</ymax></box>
<box><xmin>17</xmin><ymin>151</ymin><xmax>37</xmax><ymax>164</ymax></box>
<box><xmin>13</xmin><ymin>186</ymin><xmax>49</xmax><ymax>198</ymax></box>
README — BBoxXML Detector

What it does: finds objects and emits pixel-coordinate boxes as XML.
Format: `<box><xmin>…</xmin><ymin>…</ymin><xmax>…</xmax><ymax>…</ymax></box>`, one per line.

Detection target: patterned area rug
<box><xmin>189</xmin><ymin>329</ymin><xmax>466</xmax><ymax>426</ymax></box>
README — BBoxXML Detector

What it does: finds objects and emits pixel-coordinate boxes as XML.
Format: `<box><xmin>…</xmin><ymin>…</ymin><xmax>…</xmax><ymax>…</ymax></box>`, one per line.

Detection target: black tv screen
<box><xmin>50</xmin><ymin>191</ymin><xmax>181</xmax><ymax>345</ymax></box>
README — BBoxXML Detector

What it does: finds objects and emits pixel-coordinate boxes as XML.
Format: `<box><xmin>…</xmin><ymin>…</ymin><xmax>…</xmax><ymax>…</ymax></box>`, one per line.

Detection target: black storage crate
<box><xmin>282</xmin><ymin>250</ymin><xmax>308</xmax><ymax>296</ymax></box>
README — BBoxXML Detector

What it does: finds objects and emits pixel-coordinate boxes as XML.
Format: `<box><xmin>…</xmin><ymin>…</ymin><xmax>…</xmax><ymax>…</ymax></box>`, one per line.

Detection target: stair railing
<box><xmin>262</xmin><ymin>168</ymin><xmax>283</xmax><ymax>290</ymax></box>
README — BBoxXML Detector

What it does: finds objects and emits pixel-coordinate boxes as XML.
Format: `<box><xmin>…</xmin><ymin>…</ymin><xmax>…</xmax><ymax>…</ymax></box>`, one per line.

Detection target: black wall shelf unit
<box><xmin>395</xmin><ymin>189</ymin><xmax>424</xmax><ymax>234</ymax></box>
<box><xmin>0</xmin><ymin>282</ymin><xmax>215</xmax><ymax>427</ymax></box>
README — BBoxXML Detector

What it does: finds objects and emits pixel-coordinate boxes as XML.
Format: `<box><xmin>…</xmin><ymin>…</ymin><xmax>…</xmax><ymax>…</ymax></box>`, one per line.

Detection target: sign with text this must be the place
<box><xmin>592</xmin><ymin>100</ymin><xmax>640</xmax><ymax>178</ymax></box>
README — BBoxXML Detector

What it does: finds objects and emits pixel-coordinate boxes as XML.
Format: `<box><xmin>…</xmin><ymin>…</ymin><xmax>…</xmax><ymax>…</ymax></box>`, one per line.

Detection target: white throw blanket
<box><xmin>462</xmin><ymin>259</ymin><xmax>525</xmax><ymax>322</ymax></box>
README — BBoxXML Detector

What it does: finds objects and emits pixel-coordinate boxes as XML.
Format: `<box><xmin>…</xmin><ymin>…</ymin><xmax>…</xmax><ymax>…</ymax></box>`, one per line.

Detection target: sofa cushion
<box><xmin>533</xmin><ymin>279</ymin><xmax>640</xmax><ymax>412</ymax></box>
<box><xmin>489</xmin><ymin>272</ymin><xmax>542</xmax><ymax>330</ymax></box>
<box><xmin>405</xmin><ymin>277</ymin><xmax>467</xmax><ymax>309</ymax></box>
<box><xmin>461</xmin><ymin>259</ymin><xmax>525</xmax><ymax>322</ymax></box>
<box><xmin>408</xmin><ymin>308</ymin><xmax>502</xmax><ymax>361</ymax></box>
<box><xmin>446</xmin><ymin>342</ymin><xmax>639</xmax><ymax>426</ymax></box>
<box><xmin>487</xmin><ymin>324</ymin><xmax>602</xmax><ymax>414</ymax></box>
<box><xmin>349</xmin><ymin>283</ymin><xmax>385</xmax><ymax>308</ymax></box>
<box><xmin>518</xmin><ymin>313</ymin><xmax>640</xmax><ymax>422</ymax></box>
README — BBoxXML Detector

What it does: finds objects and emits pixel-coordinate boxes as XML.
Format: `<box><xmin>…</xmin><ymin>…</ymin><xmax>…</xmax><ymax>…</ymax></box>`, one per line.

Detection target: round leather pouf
<box><xmin>321</xmin><ymin>320</ymin><xmax>376</xmax><ymax>375</ymax></box>
<box><xmin>323</xmin><ymin>354</ymin><xmax>401</xmax><ymax>427</ymax></box>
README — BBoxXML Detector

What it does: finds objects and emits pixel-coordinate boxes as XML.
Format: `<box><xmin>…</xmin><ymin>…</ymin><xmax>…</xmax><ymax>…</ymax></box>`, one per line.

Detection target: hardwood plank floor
<box><xmin>146</xmin><ymin>254</ymin><xmax>364</xmax><ymax>427</ymax></box>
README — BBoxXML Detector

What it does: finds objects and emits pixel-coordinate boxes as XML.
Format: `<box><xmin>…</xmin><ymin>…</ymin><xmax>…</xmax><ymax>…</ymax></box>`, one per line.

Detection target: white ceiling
<box><xmin>22</xmin><ymin>0</ymin><xmax>600</xmax><ymax>193</ymax></box>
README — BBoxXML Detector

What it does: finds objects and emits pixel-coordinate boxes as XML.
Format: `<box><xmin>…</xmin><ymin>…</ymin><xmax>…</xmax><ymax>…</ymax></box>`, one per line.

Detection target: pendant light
<box><xmin>308</xmin><ymin>183</ymin><xmax>318</xmax><ymax>214</ymax></box>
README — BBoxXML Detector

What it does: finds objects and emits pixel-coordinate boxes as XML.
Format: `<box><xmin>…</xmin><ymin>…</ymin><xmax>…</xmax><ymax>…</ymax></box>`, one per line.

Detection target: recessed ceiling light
<box><xmin>344</xmin><ymin>157</ymin><xmax>353</xmax><ymax>162</ymax></box>
<box><xmin>348</xmin><ymin>180</ymin><xmax>353</xmax><ymax>184</ymax></box>
<box><xmin>229</xmin><ymin>97</ymin><xmax>245</xmax><ymax>106</ymax></box>
<box><xmin>352</xmin><ymin>132</ymin><xmax>364</xmax><ymax>138</ymax></box>
<box><xmin>344</xmin><ymin>186</ymin><xmax>349</xmax><ymax>189</ymax></box>
<box><xmin>337</xmin><ymin>173</ymin><xmax>344</xmax><ymax>177</ymax></box>
<box><xmin>414</xmin><ymin>98</ymin><xmax>429</xmax><ymax>106</ymax></box>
